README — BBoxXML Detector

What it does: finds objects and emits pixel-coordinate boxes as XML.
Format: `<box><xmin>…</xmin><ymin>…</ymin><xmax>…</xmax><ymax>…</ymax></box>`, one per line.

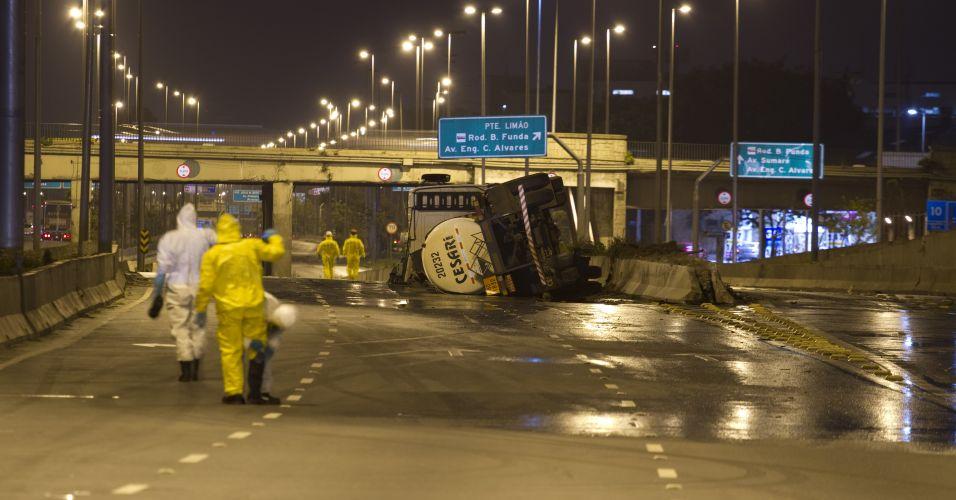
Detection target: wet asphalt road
<box><xmin>0</xmin><ymin>278</ymin><xmax>954</xmax><ymax>499</ymax></box>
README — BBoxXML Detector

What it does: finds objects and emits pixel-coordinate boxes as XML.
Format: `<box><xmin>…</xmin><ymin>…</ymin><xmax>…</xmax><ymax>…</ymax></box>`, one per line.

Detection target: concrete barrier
<box><xmin>2</xmin><ymin>252</ymin><xmax>127</xmax><ymax>345</ymax></box>
<box><xmin>604</xmin><ymin>257</ymin><xmax>734</xmax><ymax>304</ymax></box>
<box><xmin>718</xmin><ymin>230</ymin><xmax>956</xmax><ymax>294</ymax></box>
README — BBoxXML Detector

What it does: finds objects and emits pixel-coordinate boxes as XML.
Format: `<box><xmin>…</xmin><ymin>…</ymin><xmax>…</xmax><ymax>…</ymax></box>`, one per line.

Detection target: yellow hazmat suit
<box><xmin>196</xmin><ymin>214</ymin><xmax>285</xmax><ymax>397</ymax></box>
<box><xmin>342</xmin><ymin>234</ymin><xmax>366</xmax><ymax>280</ymax></box>
<box><xmin>316</xmin><ymin>235</ymin><xmax>341</xmax><ymax>279</ymax></box>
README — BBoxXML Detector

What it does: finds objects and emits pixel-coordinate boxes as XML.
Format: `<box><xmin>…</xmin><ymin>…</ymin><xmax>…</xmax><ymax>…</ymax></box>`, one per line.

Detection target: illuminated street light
<box><xmin>464</xmin><ymin>5</ymin><xmax>477</xmax><ymax>15</ymax></box>
<box><xmin>320</xmin><ymin>97</ymin><xmax>329</xmax><ymax>106</ymax></box>
<box><xmin>94</xmin><ymin>9</ymin><xmax>104</xmax><ymax>18</ymax></box>
<box><xmin>74</xmin><ymin>20</ymin><xmax>86</xmax><ymax>30</ymax></box>
<box><xmin>69</xmin><ymin>6</ymin><xmax>82</xmax><ymax>19</ymax></box>
<box><xmin>490</xmin><ymin>6</ymin><xmax>502</xmax><ymax>15</ymax></box>
<box><xmin>441</xmin><ymin>76</ymin><xmax>452</xmax><ymax>86</ymax></box>
<box><xmin>679</xmin><ymin>4</ymin><xmax>692</xmax><ymax>14</ymax></box>
<box><xmin>434</xmin><ymin>29</ymin><xmax>444</xmax><ymax>38</ymax></box>
<box><xmin>359</xmin><ymin>49</ymin><xmax>370</xmax><ymax>59</ymax></box>
<box><xmin>402</xmin><ymin>40</ymin><xmax>414</xmax><ymax>52</ymax></box>
<box><xmin>665</xmin><ymin>6</ymin><xmax>692</xmax><ymax>240</ymax></box>
<box><xmin>580</xmin><ymin>36</ymin><xmax>591</xmax><ymax>46</ymax></box>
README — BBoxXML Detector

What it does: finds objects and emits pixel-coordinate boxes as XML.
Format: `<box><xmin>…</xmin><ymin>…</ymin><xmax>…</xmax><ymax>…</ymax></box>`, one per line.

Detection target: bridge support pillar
<box><xmin>70</xmin><ymin>177</ymin><xmax>83</xmax><ymax>252</ymax></box>
<box><xmin>271</xmin><ymin>181</ymin><xmax>293</xmax><ymax>277</ymax></box>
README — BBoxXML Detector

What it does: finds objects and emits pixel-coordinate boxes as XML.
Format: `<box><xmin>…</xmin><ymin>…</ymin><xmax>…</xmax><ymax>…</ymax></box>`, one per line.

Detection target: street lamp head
<box><xmin>408</xmin><ymin>34</ymin><xmax>417</xmax><ymax>41</ymax></box>
<box><xmin>320</xmin><ymin>118</ymin><xmax>327</xmax><ymax>125</ymax></box>
<box><xmin>490</xmin><ymin>6</ymin><xmax>503</xmax><ymax>15</ymax></box>
<box><xmin>369</xmin><ymin>104</ymin><xmax>377</xmax><ymax>111</ymax></box>
<box><xmin>402</xmin><ymin>40</ymin><xmax>414</xmax><ymax>52</ymax></box>
<box><xmin>329</xmin><ymin>140</ymin><xmax>337</xmax><ymax>145</ymax></box>
<box><xmin>884</xmin><ymin>217</ymin><xmax>893</xmax><ymax>225</ymax></box>
<box><xmin>424</xmin><ymin>40</ymin><xmax>434</xmax><ymax>51</ymax></box>
<box><xmin>359</xmin><ymin>49</ymin><xmax>370</xmax><ymax>59</ymax></box>
<box><xmin>381</xmin><ymin>77</ymin><xmax>390</xmax><ymax>85</ymax></box>
<box><xmin>74</xmin><ymin>20</ymin><xmax>86</xmax><ymax>30</ymax></box>
<box><xmin>286</xmin><ymin>131</ymin><xmax>294</xmax><ymax>137</ymax></box>
<box><xmin>155</xmin><ymin>82</ymin><xmax>164</xmax><ymax>89</ymax></box>
<box><xmin>298</xmin><ymin>127</ymin><xmax>306</xmax><ymax>134</ymax></box>
<box><xmin>125</xmin><ymin>73</ymin><xmax>133</xmax><ymax>80</ymax></box>
<box><xmin>341</xmin><ymin>134</ymin><xmax>349</xmax><ymax>140</ymax></box>
<box><xmin>360</xmin><ymin>126</ymin><xmax>367</xmax><ymax>134</ymax></box>
<box><xmin>351</xmin><ymin>98</ymin><xmax>361</xmax><ymax>108</ymax></box>
<box><xmin>442</xmin><ymin>89</ymin><xmax>449</xmax><ymax>95</ymax></box>
<box><xmin>907</xmin><ymin>108</ymin><xmax>919</xmax><ymax>116</ymax></box>
<box><xmin>115</xmin><ymin>101</ymin><xmax>123</xmax><ymax>109</ymax></box>
<box><xmin>310</xmin><ymin>122</ymin><xmax>317</xmax><ymax>129</ymax></box>
<box><xmin>278</xmin><ymin>138</ymin><xmax>285</xmax><ymax>143</ymax></box>
<box><xmin>386</xmin><ymin>108</ymin><xmax>395</xmax><ymax>117</ymax></box>
<box><xmin>464</xmin><ymin>5</ymin><xmax>477</xmax><ymax>15</ymax></box>
<box><xmin>350</xmin><ymin>131</ymin><xmax>357</xmax><ymax>137</ymax></box>
<box><xmin>441</xmin><ymin>76</ymin><xmax>452</xmax><ymax>86</ymax></box>
<box><xmin>173</xmin><ymin>90</ymin><xmax>181</xmax><ymax>96</ymax></box>
<box><xmin>327</xmin><ymin>103</ymin><xmax>335</xmax><ymax>111</ymax></box>
<box><xmin>112</xmin><ymin>52</ymin><xmax>121</xmax><ymax>60</ymax></box>
<box><xmin>69</xmin><ymin>6</ymin><xmax>82</xmax><ymax>19</ymax></box>
<box><xmin>369</xmin><ymin>120</ymin><xmax>377</xmax><ymax>127</ymax></box>
<box><xmin>678</xmin><ymin>4</ymin><xmax>692</xmax><ymax>14</ymax></box>
<box><xmin>267</xmin><ymin>142</ymin><xmax>275</xmax><ymax>148</ymax></box>
<box><xmin>437</xmin><ymin>97</ymin><xmax>445</xmax><ymax>104</ymax></box>
<box><xmin>94</xmin><ymin>9</ymin><xmax>104</xmax><ymax>18</ymax></box>
<box><xmin>320</xmin><ymin>97</ymin><xmax>329</xmax><ymax>106</ymax></box>
<box><xmin>187</xmin><ymin>96</ymin><xmax>197</xmax><ymax>105</ymax></box>
<box><xmin>117</xmin><ymin>63</ymin><xmax>125</xmax><ymax>70</ymax></box>
<box><xmin>904</xmin><ymin>215</ymin><xmax>914</xmax><ymax>222</ymax></box>
<box><xmin>580</xmin><ymin>36</ymin><xmax>592</xmax><ymax>46</ymax></box>
<box><xmin>613</xmin><ymin>24</ymin><xmax>626</xmax><ymax>34</ymax></box>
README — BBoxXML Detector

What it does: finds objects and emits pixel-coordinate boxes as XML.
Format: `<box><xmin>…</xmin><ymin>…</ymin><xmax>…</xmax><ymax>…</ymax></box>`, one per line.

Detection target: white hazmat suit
<box><xmin>157</xmin><ymin>203</ymin><xmax>217</xmax><ymax>363</ymax></box>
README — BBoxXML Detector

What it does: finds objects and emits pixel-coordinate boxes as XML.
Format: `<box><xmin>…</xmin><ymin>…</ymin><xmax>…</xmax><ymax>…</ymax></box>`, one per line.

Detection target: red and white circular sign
<box><xmin>385</xmin><ymin>221</ymin><xmax>399</xmax><ymax>235</ymax></box>
<box><xmin>377</xmin><ymin>167</ymin><xmax>393</xmax><ymax>182</ymax></box>
<box><xmin>717</xmin><ymin>190</ymin><xmax>732</xmax><ymax>206</ymax></box>
<box><xmin>803</xmin><ymin>193</ymin><xmax>813</xmax><ymax>208</ymax></box>
<box><xmin>176</xmin><ymin>163</ymin><xmax>191</xmax><ymax>179</ymax></box>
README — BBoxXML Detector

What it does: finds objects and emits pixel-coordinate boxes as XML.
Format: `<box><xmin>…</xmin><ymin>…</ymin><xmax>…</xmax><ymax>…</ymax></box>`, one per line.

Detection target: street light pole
<box><xmin>583</xmin><ymin>0</ymin><xmax>596</xmax><ymax>242</ymax></box>
<box><xmin>0</xmin><ymin>0</ymin><xmax>26</xmax><ymax>254</ymax></box>
<box><xmin>876</xmin><ymin>0</ymin><xmax>887</xmax><ymax>242</ymax></box>
<box><xmin>136</xmin><ymin>0</ymin><xmax>145</xmax><ymax>271</ymax></box>
<box><xmin>571</xmin><ymin>39</ymin><xmax>578</xmax><ymax>133</ymax></box>
<box><xmin>665</xmin><ymin>9</ymin><xmax>677</xmax><ymax>242</ymax></box>
<box><xmin>32</xmin><ymin>0</ymin><xmax>42</xmax><ymax>252</ymax></box>
<box><xmin>811</xmin><ymin>0</ymin><xmax>821</xmax><ymax>261</ymax></box>
<box><xmin>79</xmin><ymin>2</ymin><xmax>95</xmax><ymax>249</ymax></box>
<box><xmin>550</xmin><ymin>0</ymin><xmax>559</xmax><ymax>133</ymax></box>
<box><xmin>604</xmin><ymin>25</ymin><xmax>626</xmax><ymax>134</ymax></box>
<box><xmin>654</xmin><ymin>0</ymin><xmax>665</xmax><ymax>244</ymax></box>
<box><xmin>98</xmin><ymin>0</ymin><xmax>115</xmax><ymax>254</ymax></box>
<box><xmin>731</xmin><ymin>0</ymin><xmax>740</xmax><ymax>262</ymax></box>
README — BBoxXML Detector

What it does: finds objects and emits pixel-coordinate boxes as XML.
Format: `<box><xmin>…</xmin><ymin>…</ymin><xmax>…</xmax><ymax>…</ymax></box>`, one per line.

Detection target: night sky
<box><xmin>27</xmin><ymin>0</ymin><xmax>956</xmax><ymax>130</ymax></box>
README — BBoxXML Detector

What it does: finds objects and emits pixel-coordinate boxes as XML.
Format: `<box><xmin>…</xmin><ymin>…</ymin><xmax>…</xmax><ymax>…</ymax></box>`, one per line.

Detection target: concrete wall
<box><xmin>1</xmin><ymin>252</ymin><xmax>126</xmax><ymax>345</ymax></box>
<box><xmin>719</xmin><ymin>230</ymin><xmax>956</xmax><ymax>294</ymax></box>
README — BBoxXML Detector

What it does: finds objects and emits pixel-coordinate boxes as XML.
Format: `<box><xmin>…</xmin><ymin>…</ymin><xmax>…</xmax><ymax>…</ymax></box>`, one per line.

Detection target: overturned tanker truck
<box><xmin>390</xmin><ymin>173</ymin><xmax>601</xmax><ymax>297</ymax></box>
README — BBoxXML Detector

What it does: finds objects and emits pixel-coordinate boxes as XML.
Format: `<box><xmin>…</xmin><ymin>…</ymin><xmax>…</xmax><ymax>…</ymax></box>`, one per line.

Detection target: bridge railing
<box><xmin>324</xmin><ymin>130</ymin><xmax>438</xmax><ymax>151</ymax></box>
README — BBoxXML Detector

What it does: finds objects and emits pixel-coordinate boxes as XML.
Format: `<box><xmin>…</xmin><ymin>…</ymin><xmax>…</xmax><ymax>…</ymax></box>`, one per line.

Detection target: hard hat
<box><xmin>325</xmin><ymin>231</ymin><xmax>333</xmax><ymax>237</ymax></box>
<box><xmin>271</xmin><ymin>304</ymin><xmax>298</xmax><ymax>329</ymax></box>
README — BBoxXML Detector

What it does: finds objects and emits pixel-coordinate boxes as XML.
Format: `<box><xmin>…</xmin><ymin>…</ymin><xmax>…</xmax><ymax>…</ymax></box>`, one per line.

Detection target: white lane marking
<box><xmin>178</xmin><ymin>453</ymin><xmax>209</xmax><ymax>464</ymax></box>
<box><xmin>280</xmin><ymin>404</ymin><xmax>292</xmax><ymax>408</ymax></box>
<box><xmin>619</xmin><ymin>400</ymin><xmax>636</xmax><ymax>408</ymax></box>
<box><xmin>300</xmin><ymin>378</ymin><xmax>314</xmax><ymax>384</ymax></box>
<box><xmin>228</xmin><ymin>431</ymin><xmax>251</xmax><ymax>440</ymax></box>
<box><xmin>319</xmin><ymin>351</ymin><xmax>330</xmax><ymax>356</ymax></box>
<box><xmin>263</xmin><ymin>412</ymin><xmax>282</xmax><ymax>420</ymax></box>
<box><xmin>112</xmin><ymin>483</ymin><xmax>149</xmax><ymax>495</ymax></box>
<box><xmin>211</xmin><ymin>442</ymin><xmax>226</xmax><ymax>448</ymax></box>
<box><xmin>294</xmin><ymin>387</ymin><xmax>306</xmax><ymax>392</ymax></box>
<box><xmin>157</xmin><ymin>467</ymin><xmax>175</xmax><ymax>475</ymax></box>
<box><xmin>604</xmin><ymin>383</ymin><xmax>619</xmax><ymax>390</ymax></box>
<box><xmin>14</xmin><ymin>394</ymin><xmax>96</xmax><ymax>399</ymax></box>
<box><xmin>576</xmin><ymin>354</ymin><xmax>589</xmax><ymax>360</ymax></box>
<box><xmin>287</xmin><ymin>394</ymin><xmax>302</xmax><ymax>402</ymax></box>
<box><xmin>657</xmin><ymin>468</ymin><xmax>678</xmax><ymax>479</ymax></box>
<box><xmin>325</xmin><ymin>340</ymin><xmax>335</xmax><ymax>344</ymax></box>
<box><xmin>310</xmin><ymin>363</ymin><xmax>324</xmax><ymax>369</ymax></box>
<box><xmin>328</xmin><ymin>328</ymin><xmax>338</xmax><ymax>333</ymax></box>
<box><xmin>549</xmin><ymin>334</ymin><xmax>560</xmax><ymax>339</ymax></box>
<box><xmin>322</xmin><ymin>304</ymin><xmax>330</xmax><ymax>308</ymax></box>
<box><xmin>132</xmin><ymin>343</ymin><xmax>176</xmax><ymax>348</ymax></box>
<box><xmin>665</xmin><ymin>484</ymin><xmax>683</xmax><ymax>490</ymax></box>
<box><xmin>252</xmin><ymin>422</ymin><xmax>265</xmax><ymax>427</ymax></box>
<box><xmin>646</xmin><ymin>443</ymin><xmax>664</xmax><ymax>453</ymax></box>
<box><xmin>589</xmin><ymin>368</ymin><xmax>602</xmax><ymax>374</ymax></box>
<box><xmin>561</xmin><ymin>344</ymin><xmax>574</xmax><ymax>349</ymax></box>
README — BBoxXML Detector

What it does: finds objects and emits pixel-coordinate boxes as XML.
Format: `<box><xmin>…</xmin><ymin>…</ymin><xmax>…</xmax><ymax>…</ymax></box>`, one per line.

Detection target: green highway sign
<box><xmin>438</xmin><ymin>115</ymin><xmax>548</xmax><ymax>159</ymax></box>
<box><xmin>732</xmin><ymin>142</ymin><xmax>824</xmax><ymax>179</ymax></box>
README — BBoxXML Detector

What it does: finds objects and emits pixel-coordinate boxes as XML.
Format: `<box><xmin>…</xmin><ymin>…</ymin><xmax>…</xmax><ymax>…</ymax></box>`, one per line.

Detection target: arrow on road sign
<box><xmin>532</xmin><ymin>132</ymin><xmax>542</xmax><ymax>141</ymax></box>
<box><xmin>139</xmin><ymin>229</ymin><xmax>150</xmax><ymax>254</ymax></box>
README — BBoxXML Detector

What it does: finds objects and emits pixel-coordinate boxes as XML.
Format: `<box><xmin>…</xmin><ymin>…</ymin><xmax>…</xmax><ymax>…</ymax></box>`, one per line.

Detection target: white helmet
<box><xmin>325</xmin><ymin>231</ymin><xmax>333</xmax><ymax>237</ymax></box>
<box><xmin>271</xmin><ymin>304</ymin><xmax>298</xmax><ymax>329</ymax></box>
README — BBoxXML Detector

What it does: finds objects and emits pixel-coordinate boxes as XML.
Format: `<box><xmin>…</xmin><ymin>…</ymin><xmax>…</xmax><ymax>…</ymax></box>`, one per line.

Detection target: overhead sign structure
<box><xmin>732</xmin><ymin>142</ymin><xmax>824</xmax><ymax>179</ymax></box>
<box><xmin>438</xmin><ymin>115</ymin><xmax>548</xmax><ymax>159</ymax></box>
<box><xmin>232</xmin><ymin>189</ymin><xmax>261</xmax><ymax>203</ymax></box>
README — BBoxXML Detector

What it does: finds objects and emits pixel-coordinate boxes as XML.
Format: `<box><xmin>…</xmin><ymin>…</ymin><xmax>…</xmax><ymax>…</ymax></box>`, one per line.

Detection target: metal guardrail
<box><xmin>628</xmin><ymin>141</ymin><xmax>729</xmax><ymax>162</ymax></box>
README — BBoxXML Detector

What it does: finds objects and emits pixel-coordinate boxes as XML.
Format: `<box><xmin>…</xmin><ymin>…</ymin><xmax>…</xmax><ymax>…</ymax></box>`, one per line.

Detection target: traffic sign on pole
<box><xmin>438</xmin><ymin>115</ymin><xmax>548</xmax><ymax>159</ymax></box>
<box><xmin>927</xmin><ymin>200</ymin><xmax>948</xmax><ymax>232</ymax></box>
<box><xmin>731</xmin><ymin>142</ymin><xmax>824</xmax><ymax>179</ymax></box>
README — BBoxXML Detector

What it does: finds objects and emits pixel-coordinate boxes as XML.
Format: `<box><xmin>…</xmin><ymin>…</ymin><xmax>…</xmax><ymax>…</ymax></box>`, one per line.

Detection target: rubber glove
<box><xmin>262</xmin><ymin>229</ymin><xmax>278</xmax><ymax>242</ymax></box>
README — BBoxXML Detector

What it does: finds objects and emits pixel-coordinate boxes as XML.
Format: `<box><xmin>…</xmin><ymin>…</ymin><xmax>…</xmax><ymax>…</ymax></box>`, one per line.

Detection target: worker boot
<box><xmin>221</xmin><ymin>394</ymin><xmax>245</xmax><ymax>405</ymax></box>
<box><xmin>247</xmin><ymin>358</ymin><xmax>266</xmax><ymax>404</ymax></box>
<box><xmin>178</xmin><ymin>361</ymin><xmax>192</xmax><ymax>383</ymax></box>
<box><xmin>190</xmin><ymin>359</ymin><xmax>200</xmax><ymax>381</ymax></box>
<box><xmin>259</xmin><ymin>393</ymin><xmax>281</xmax><ymax>405</ymax></box>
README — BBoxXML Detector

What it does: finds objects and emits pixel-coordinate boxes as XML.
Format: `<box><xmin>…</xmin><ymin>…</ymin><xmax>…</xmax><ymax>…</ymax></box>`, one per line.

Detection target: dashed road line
<box><xmin>300</xmin><ymin>377</ymin><xmax>314</xmax><ymax>384</ymax></box>
<box><xmin>646</xmin><ymin>443</ymin><xmax>664</xmax><ymax>453</ymax></box>
<box><xmin>619</xmin><ymin>400</ymin><xmax>636</xmax><ymax>408</ymax></box>
<box><xmin>657</xmin><ymin>468</ymin><xmax>678</xmax><ymax>479</ymax></box>
<box><xmin>604</xmin><ymin>383</ymin><xmax>619</xmax><ymax>390</ymax></box>
<box><xmin>319</xmin><ymin>351</ymin><xmax>330</xmax><ymax>356</ymax></box>
<box><xmin>112</xmin><ymin>483</ymin><xmax>150</xmax><ymax>495</ymax></box>
<box><xmin>228</xmin><ymin>431</ymin><xmax>251</xmax><ymax>440</ymax></box>
<box><xmin>263</xmin><ymin>412</ymin><xmax>282</xmax><ymax>420</ymax></box>
<box><xmin>252</xmin><ymin>422</ymin><xmax>265</xmax><ymax>427</ymax></box>
<box><xmin>325</xmin><ymin>339</ymin><xmax>335</xmax><ymax>344</ymax></box>
<box><xmin>178</xmin><ymin>453</ymin><xmax>208</xmax><ymax>464</ymax></box>
<box><xmin>589</xmin><ymin>368</ymin><xmax>602</xmax><ymax>374</ymax></box>
<box><xmin>287</xmin><ymin>394</ymin><xmax>302</xmax><ymax>402</ymax></box>
<box><xmin>311</xmin><ymin>363</ymin><xmax>324</xmax><ymax>368</ymax></box>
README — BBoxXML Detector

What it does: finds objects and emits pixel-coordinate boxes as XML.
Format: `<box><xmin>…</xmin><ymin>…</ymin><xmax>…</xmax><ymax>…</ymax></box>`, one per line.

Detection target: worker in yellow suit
<box><xmin>195</xmin><ymin>214</ymin><xmax>285</xmax><ymax>405</ymax></box>
<box><xmin>342</xmin><ymin>228</ymin><xmax>366</xmax><ymax>280</ymax></box>
<box><xmin>316</xmin><ymin>231</ymin><xmax>340</xmax><ymax>279</ymax></box>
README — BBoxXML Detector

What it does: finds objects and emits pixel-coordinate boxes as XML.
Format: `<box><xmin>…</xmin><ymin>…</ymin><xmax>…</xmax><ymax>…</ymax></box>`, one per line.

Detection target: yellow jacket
<box><xmin>196</xmin><ymin>214</ymin><xmax>285</xmax><ymax>312</ymax></box>
<box><xmin>317</xmin><ymin>236</ymin><xmax>341</xmax><ymax>259</ymax></box>
<box><xmin>343</xmin><ymin>236</ymin><xmax>366</xmax><ymax>259</ymax></box>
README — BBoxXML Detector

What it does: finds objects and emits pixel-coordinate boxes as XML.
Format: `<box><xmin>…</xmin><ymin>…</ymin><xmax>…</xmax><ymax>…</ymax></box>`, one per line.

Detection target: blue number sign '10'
<box><xmin>732</xmin><ymin>142</ymin><xmax>824</xmax><ymax>179</ymax></box>
<box><xmin>438</xmin><ymin>115</ymin><xmax>548</xmax><ymax>159</ymax></box>
<box><xmin>926</xmin><ymin>200</ymin><xmax>949</xmax><ymax>232</ymax></box>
